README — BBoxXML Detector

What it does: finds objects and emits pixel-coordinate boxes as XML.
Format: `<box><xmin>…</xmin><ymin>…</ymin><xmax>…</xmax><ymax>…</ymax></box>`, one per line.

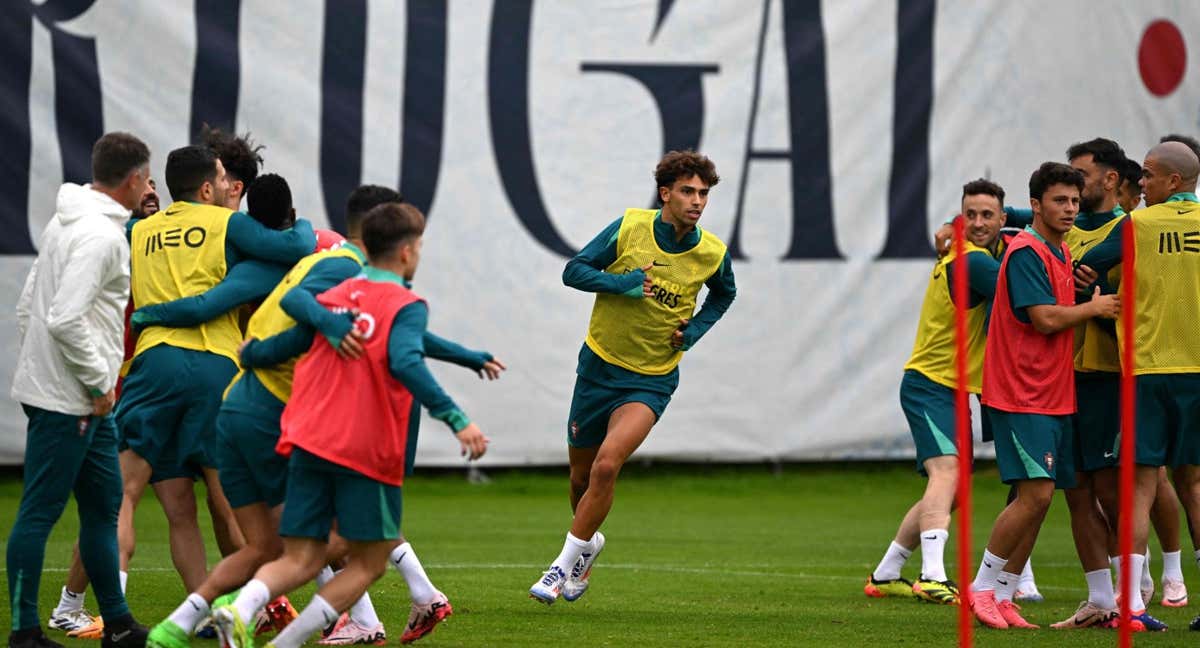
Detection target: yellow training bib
<box><xmin>1065</xmin><ymin>216</ymin><xmax>1124</xmax><ymax>373</ymax></box>
<box><xmin>233</xmin><ymin>247</ymin><xmax>363</xmax><ymax>402</ymax></box>
<box><xmin>903</xmin><ymin>243</ymin><xmax>990</xmax><ymax>393</ymax></box>
<box><xmin>1123</xmin><ymin>200</ymin><xmax>1200</xmax><ymax>374</ymax></box>
<box><xmin>585</xmin><ymin>209</ymin><xmax>726</xmax><ymax>375</ymax></box>
<box><xmin>130</xmin><ymin>202</ymin><xmax>241</xmax><ymax>364</ymax></box>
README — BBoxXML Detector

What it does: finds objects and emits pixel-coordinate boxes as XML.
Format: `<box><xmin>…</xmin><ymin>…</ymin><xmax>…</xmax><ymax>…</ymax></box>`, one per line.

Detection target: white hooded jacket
<box><xmin>12</xmin><ymin>183</ymin><xmax>132</xmax><ymax>415</ymax></box>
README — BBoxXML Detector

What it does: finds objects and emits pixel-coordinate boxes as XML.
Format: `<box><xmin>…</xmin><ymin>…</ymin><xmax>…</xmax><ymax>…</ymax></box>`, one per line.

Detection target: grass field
<box><xmin>0</xmin><ymin>462</ymin><xmax>1194</xmax><ymax>646</ymax></box>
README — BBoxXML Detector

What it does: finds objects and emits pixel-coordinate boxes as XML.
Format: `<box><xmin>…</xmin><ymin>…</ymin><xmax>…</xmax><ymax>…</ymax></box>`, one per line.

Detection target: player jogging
<box><xmin>528</xmin><ymin>150</ymin><xmax>736</xmax><ymax>604</ymax></box>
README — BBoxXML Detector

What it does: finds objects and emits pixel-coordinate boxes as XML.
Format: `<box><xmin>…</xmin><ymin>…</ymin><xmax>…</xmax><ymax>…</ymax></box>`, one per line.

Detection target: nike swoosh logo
<box><xmin>984</xmin><ymin>561</ymin><xmax>993</xmax><ymax>568</ymax></box>
<box><xmin>393</xmin><ymin>551</ymin><xmax>408</xmax><ymax>565</ymax></box>
<box><xmin>923</xmin><ymin>535</ymin><xmax>938</xmax><ymax>540</ymax></box>
<box><xmin>651</xmin><ymin>261</ymin><xmax>671</xmax><ymax>267</ymax></box>
<box><xmin>110</xmin><ymin>630</ymin><xmax>131</xmax><ymax>642</ymax></box>
<box><xmin>1077</xmin><ymin>238</ymin><xmax>1095</xmax><ymax>248</ymax></box>
<box><xmin>1104</xmin><ymin>451</ymin><xmax>1115</xmax><ymax>459</ymax></box>
<box><xmin>1179</xmin><ymin>209</ymin><xmax>1191</xmax><ymax>215</ymax></box>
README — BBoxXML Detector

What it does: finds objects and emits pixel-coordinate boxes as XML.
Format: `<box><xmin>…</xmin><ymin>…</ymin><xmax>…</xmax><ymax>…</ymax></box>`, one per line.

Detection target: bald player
<box><xmin>1076</xmin><ymin>140</ymin><xmax>1200</xmax><ymax>630</ymax></box>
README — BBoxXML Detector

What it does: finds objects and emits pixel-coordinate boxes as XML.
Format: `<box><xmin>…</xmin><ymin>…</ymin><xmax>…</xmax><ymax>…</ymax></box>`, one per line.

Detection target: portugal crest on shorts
<box><xmin>1044</xmin><ymin>452</ymin><xmax>1054</xmax><ymax>471</ymax></box>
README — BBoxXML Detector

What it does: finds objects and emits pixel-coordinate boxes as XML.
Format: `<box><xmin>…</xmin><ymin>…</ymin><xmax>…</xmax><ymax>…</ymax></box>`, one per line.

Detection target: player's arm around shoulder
<box><xmin>226</xmin><ymin>210</ymin><xmax>316</xmax><ymax>264</ymax></box>
<box><xmin>387</xmin><ymin>301</ymin><xmax>488</xmax><ymax>459</ymax></box>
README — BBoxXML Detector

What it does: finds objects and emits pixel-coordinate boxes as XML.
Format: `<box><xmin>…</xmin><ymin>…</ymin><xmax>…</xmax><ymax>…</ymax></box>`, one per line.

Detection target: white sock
<box><xmin>316</xmin><ymin>566</ymin><xmax>335</xmax><ymax>588</ymax></box>
<box><xmin>1121</xmin><ymin>554</ymin><xmax>1147</xmax><ymax>611</ymax></box>
<box><xmin>994</xmin><ymin>571</ymin><xmax>1020</xmax><ymax>603</ymax></box>
<box><xmin>119</xmin><ymin>571</ymin><xmax>128</xmax><ymax>595</ymax></box>
<box><xmin>872</xmin><ymin>541</ymin><xmax>913</xmax><ymax>581</ymax></box>
<box><xmin>391</xmin><ymin>542</ymin><xmax>438</xmax><ymax>604</ymax></box>
<box><xmin>1163</xmin><ymin>550</ymin><xmax>1184</xmax><ymax>582</ymax></box>
<box><xmin>1018</xmin><ymin>560</ymin><xmax>1038</xmax><ymax>591</ymax></box>
<box><xmin>550</xmin><ymin>532</ymin><xmax>591</xmax><ymax>575</ymax></box>
<box><xmin>348</xmin><ymin>592</ymin><xmax>379</xmax><ymax>628</ymax></box>
<box><xmin>971</xmin><ymin>549</ymin><xmax>1007</xmax><ymax>592</ymax></box>
<box><xmin>1141</xmin><ymin>549</ymin><xmax>1154</xmax><ymax>591</ymax></box>
<box><xmin>1085</xmin><ymin>568</ymin><xmax>1117</xmax><ymax>609</ymax></box>
<box><xmin>53</xmin><ymin>587</ymin><xmax>84</xmax><ymax>614</ymax></box>
<box><xmin>919</xmin><ymin>530</ymin><xmax>949</xmax><ymax>582</ymax></box>
<box><xmin>273</xmin><ymin>595</ymin><xmax>339</xmax><ymax>648</ymax></box>
<box><xmin>233</xmin><ymin>579</ymin><xmax>272</xmax><ymax>626</ymax></box>
<box><xmin>167</xmin><ymin>593</ymin><xmax>211</xmax><ymax>634</ymax></box>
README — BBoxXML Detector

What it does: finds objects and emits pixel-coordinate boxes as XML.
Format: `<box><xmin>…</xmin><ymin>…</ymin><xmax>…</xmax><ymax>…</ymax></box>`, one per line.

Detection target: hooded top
<box><xmin>12</xmin><ymin>183</ymin><xmax>132</xmax><ymax>415</ymax></box>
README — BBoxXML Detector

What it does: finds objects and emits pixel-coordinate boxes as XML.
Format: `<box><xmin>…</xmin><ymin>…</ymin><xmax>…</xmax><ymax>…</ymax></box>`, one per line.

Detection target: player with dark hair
<box><xmin>9</xmin><ymin>132</ymin><xmax>152</xmax><ymax>648</ymax></box>
<box><xmin>212</xmin><ymin>203</ymin><xmax>489</xmax><ymax>648</ymax></box>
<box><xmin>968</xmin><ymin>162</ymin><xmax>1121</xmax><ymax>630</ymax></box>
<box><xmin>528</xmin><ymin>150</ymin><xmax>736</xmax><ymax>604</ymax></box>
<box><xmin>866</xmin><ymin>179</ymin><xmax>1008</xmax><ymax>605</ymax></box>
<box><xmin>1116</xmin><ymin>157</ymin><xmax>1144</xmax><ymax>214</ymax></box>
<box><xmin>114</xmin><ymin>146</ymin><xmax>315</xmax><ymax>603</ymax></box>
<box><xmin>201</xmin><ymin>125</ymin><xmax>264</xmax><ymax>210</ymax></box>
<box><xmin>1160</xmin><ymin>133</ymin><xmax>1200</xmax><ymax>161</ymax></box>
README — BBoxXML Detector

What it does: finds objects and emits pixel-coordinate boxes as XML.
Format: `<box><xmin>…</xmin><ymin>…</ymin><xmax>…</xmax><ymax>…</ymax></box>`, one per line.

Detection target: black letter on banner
<box><xmin>0</xmin><ymin>0</ymin><xmax>101</xmax><ymax>255</ymax></box>
<box><xmin>399</xmin><ymin>0</ymin><xmax>447</xmax><ymax>216</ymax></box>
<box><xmin>190</xmin><ymin>0</ymin><xmax>241</xmax><ymax>137</ymax></box>
<box><xmin>729</xmin><ymin>0</ymin><xmax>839</xmax><ymax>260</ymax></box>
<box><xmin>878</xmin><ymin>0</ymin><xmax>934</xmax><ymax>258</ymax></box>
<box><xmin>488</xmin><ymin>0</ymin><xmax>576</xmax><ymax>258</ymax></box>
<box><xmin>579</xmin><ymin>63</ymin><xmax>718</xmax><ymax>206</ymax></box>
<box><xmin>319</xmin><ymin>0</ymin><xmax>367</xmax><ymax>234</ymax></box>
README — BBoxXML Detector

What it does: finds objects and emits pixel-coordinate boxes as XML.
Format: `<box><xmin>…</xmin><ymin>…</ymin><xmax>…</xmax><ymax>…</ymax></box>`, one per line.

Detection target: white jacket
<box><xmin>12</xmin><ymin>183</ymin><xmax>132</xmax><ymax>415</ymax></box>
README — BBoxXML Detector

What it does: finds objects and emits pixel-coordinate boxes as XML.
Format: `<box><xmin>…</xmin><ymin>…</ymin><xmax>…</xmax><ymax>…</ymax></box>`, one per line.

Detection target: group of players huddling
<box><xmin>866</xmin><ymin>134</ymin><xmax>1200</xmax><ymax>633</ymax></box>
<box><xmin>6</xmin><ymin>128</ymin><xmax>735</xmax><ymax>648</ymax></box>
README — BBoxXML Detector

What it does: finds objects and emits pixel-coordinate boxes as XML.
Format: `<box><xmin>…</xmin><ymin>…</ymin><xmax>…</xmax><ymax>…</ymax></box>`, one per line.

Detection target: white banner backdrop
<box><xmin>1</xmin><ymin>1</ymin><xmax>1197</xmax><ymax>465</ymax></box>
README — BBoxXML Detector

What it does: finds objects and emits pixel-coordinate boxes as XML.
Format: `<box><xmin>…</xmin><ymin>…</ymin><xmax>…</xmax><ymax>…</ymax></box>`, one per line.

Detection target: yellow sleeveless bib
<box><xmin>1123</xmin><ymin>200</ymin><xmax>1200</xmax><ymax>374</ymax></box>
<box><xmin>1065</xmin><ymin>215</ymin><xmax>1124</xmax><ymax>373</ymax></box>
<box><xmin>232</xmin><ymin>247</ymin><xmax>363</xmax><ymax>402</ymax></box>
<box><xmin>585</xmin><ymin>209</ymin><xmax>727</xmax><ymax>375</ymax></box>
<box><xmin>130</xmin><ymin>202</ymin><xmax>240</xmax><ymax>364</ymax></box>
<box><xmin>902</xmin><ymin>243</ymin><xmax>990</xmax><ymax>393</ymax></box>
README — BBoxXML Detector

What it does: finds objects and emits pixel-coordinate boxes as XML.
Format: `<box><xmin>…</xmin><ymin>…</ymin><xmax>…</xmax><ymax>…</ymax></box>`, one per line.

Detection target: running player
<box><xmin>212</xmin><ymin>202</ymin><xmax>489</xmax><ymax>648</ymax></box>
<box><xmin>528</xmin><ymin>150</ymin><xmax>736</xmax><ymax>604</ymax></box>
<box><xmin>865</xmin><ymin>179</ymin><xmax>1008</xmax><ymax>605</ymax></box>
<box><xmin>8</xmin><ymin>132</ymin><xmax>153</xmax><ymax>648</ymax></box>
<box><xmin>115</xmin><ymin>145</ymin><xmax>315</xmax><ymax>595</ymax></box>
<box><xmin>968</xmin><ymin>162</ymin><xmax>1120</xmax><ymax>630</ymax></box>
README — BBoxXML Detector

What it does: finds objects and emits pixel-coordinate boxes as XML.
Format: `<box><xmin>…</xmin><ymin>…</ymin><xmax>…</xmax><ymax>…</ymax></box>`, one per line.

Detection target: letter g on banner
<box><xmin>1</xmin><ymin>0</ymin><xmax>103</xmax><ymax>255</ymax></box>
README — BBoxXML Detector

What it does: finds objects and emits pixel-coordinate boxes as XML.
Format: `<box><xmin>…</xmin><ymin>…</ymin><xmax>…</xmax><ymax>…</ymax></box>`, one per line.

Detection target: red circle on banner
<box><xmin>1138</xmin><ymin>19</ymin><xmax>1187</xmax><ymax>97</ymax></box>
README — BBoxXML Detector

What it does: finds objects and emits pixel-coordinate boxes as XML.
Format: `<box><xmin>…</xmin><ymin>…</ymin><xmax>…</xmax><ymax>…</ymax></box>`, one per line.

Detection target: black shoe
<box><xmin>101</xmin><ymin>617</ymin><xmax>148</xmax><ymax>648</ymax></box>
<box><xmin>8</xmin><ymin>628</ymin><xmax>63</xmax><ymax>648</ymax></box>
<box><xmin>1190</xmin><ymin>614</ymin><xmax>1200</xmax><ymax>631</ymax></box>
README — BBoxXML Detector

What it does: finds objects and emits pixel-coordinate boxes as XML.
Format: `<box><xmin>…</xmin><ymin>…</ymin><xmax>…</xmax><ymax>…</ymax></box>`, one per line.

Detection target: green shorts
<box><xmin>215</xmin><ymin>407</ymin><xmax>287</xmax><ymax>509</ymax></box>
<box><xmin>1135</xmin><ymin>373</ymin><xmax>1200</xmax><ymax>467</ymax></box>
<box><xmin>116</xmin><ymin>345</ymin><xmax>237</xmax><ymax>475</ymax></box>
<box><xmin>1075</xmin><ymin>372</ymin><xmax>1120</xmax><ymax>472</ymax></box>
<box><xmin>567</xmin><ymin>376</ymin><xmax>672</xmax><ymax>448</ymax></box>
<box><xmin>278</xmin><ymin>448</ymin><xmax>402</xmax><ymax>542</ymax></box>
<box><xmin>986</xmin><ymin>406</ymin><xmax>1075</xmax><ymax>488</ymax></box>
<box><xmin>899</xmin><ymin>370</ymin><xmax>973</xmax><ymax>475</ymax></box>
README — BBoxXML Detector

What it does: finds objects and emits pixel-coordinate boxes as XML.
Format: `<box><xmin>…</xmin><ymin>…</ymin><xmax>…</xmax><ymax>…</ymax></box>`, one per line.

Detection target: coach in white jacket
<box><xmin>7</xmin><ymin>133</ymin><xmax>152</xmax><ymax>648</ymax></box>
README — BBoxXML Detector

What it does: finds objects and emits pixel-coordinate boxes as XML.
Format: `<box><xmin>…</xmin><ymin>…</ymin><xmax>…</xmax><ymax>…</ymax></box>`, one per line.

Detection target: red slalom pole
<box><xmin>1118</xmin><ymin>216</ymin><xmax>1136</xmax><ymax>647</ymax></box>
<box><xmin>952</xmin><ymin>217</ymin><xmax>973</xmax><ymax>648</ymax></box>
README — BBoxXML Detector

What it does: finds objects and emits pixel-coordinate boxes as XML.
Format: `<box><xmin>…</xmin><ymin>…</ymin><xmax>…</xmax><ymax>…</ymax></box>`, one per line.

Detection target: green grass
<box><xmin>0</xmin><ymin>463</ymin><xmax>1192</xmax><ymax>645</ymax></box>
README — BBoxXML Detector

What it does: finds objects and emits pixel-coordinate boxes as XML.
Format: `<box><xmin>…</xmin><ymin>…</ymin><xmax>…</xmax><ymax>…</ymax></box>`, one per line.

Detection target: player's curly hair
<box><xmin>654</xmin><ymin>150</ymin><xmax>719</xmax><ymax>204</ymax></box>
<box><xmin>246</xmin><ymin>173</ymin><xmax>294</xmax><ymax>230</ymax></box>
<box><xmin>1029</xmin><ymin>162</ymin><xmax>1085</xmax><ymax>201</ymax></box>
<box><xmin>961</xmin><ymin>178</ymin><xmax>1004</xmax><ymax>206</ymax></box>
<box><xmin>200</xmin><ymin>124</ymin><xmax>264</xmax><ymax>185</ymax></box>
